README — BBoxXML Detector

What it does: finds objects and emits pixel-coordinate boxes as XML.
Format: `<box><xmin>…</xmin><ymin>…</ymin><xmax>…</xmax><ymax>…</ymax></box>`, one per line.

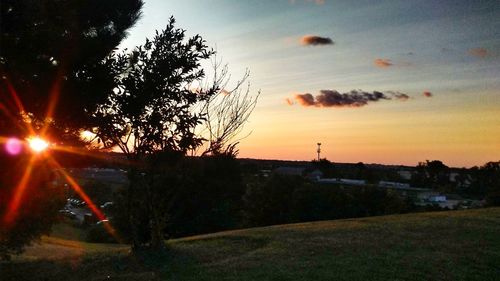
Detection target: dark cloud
<box><xmin>295</xmin><ymin>93</ymin><xmax>316</xmax><ymax>106</ymax></box>
<box><xmin>374</xmin><ymin>58</ymin><xmax>393</xmax><ymax>68</ymax></box>
<box><xmin>300</xmin><ymin>35</ymin><xmax>334</xmax><ymax>46</ymax></box>
<box><xmin>291</xmin><ymin>89</ymin><xmax>409</xmax><ymax>108</ymax></box>
<box><xmin>468</xmin><ymin>47</ymin><xmax>488</xmax><ymax>58</ymax></box>
<box><xmin>387</xmin><ymin>91</ymin><xmax>410</xmax><ymax>101</ymax></box>
<box><xmin>423</xmin><ymin>91</ymin><xmax>433</xmax><ymax>98</ymax></box>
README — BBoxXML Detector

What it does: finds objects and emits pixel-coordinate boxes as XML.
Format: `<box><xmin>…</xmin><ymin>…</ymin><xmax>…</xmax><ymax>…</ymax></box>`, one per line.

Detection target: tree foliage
<box><xmin>0</xmin><ymin>155</ymin><xmax>65</xmax><ymax>260</ymax></box>
<box><xmin>469</xmin><ymin>161</ymin><xmax>500</xmax><ymax>205</ymax></box>
<box><xmin>0</xmin><ymin>0</ymin><xmax>143</xmax><ymax>131</ymax></box>
<box><xmin>412</xmin><ymin>160</ymin><xmax>450</xmax><ymax>189</ymax></box>
<box><xmin>0</xmin><ymin>0</ymin><xmax>142</xmax><ymax>259</ymax></box>
<box><xmin>94</xmin><ymin>17</ymin><xmax>215</xmax><ymax>156</ymax></box>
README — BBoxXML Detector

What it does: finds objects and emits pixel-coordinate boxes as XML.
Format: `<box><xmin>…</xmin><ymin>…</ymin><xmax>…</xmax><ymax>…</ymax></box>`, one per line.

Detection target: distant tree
<box><xmin>353</xmin><ymin>162</ymin><xmax>380</xmax><ymax>184</ymax></box>
<box><xmin>311</xmin><ymin>158</ymin><xmax>337</xmax><ymax>178</ymax></box>
<box><xmin>412</xmin><ymin>160</ymin><xmax>450</xmax><ymax>189</ymax></box>
<box><xmin>0</xmin><ymin>0</ymin><xmax>142</xmax><ymax>260</ymax></box>
<box><xmin>469</xmin><ymin>161</ymin><xmax>500</xmax><ymax>204</ymax></box>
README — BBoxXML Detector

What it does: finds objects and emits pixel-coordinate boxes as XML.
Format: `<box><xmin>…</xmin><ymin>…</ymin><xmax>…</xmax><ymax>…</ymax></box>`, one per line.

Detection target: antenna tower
<box><xmin>317</xmin><ymin>143</ymin><xmax>321</xmax><ymax>161</ymax></box>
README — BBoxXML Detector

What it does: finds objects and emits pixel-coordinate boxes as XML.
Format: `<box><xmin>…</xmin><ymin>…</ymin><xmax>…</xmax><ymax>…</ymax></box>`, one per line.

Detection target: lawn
<box><xmin>1</xmin><ymin>208</ymin><xmax>499</xmax><ymax>281</ymax></box>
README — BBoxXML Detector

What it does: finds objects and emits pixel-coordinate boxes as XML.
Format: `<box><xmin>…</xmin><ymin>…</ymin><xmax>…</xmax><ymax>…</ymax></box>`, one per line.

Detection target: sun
<box><xmin>27</xmin><ymin>136</ymin><xmax>49</xmax><ymax>153</ymax></box>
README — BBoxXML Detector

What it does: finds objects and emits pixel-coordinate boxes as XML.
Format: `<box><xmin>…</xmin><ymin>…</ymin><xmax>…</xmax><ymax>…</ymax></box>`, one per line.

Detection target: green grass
<box><xmin>2</xmin><ymin>208</ymin><xmax>500</xmax><ymax>281</ymax></box>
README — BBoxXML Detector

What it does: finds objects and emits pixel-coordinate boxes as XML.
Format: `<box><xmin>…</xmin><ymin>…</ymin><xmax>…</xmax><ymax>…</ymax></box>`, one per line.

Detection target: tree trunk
<box><xmin>146</xmin><ymin>177</ymin><xmax>165</xmax><ymax>250</ymax></box>
<box><xmin>128</xmin><ymin>172</ymin><xmax>141</xmax><ymax>251</ymax></box>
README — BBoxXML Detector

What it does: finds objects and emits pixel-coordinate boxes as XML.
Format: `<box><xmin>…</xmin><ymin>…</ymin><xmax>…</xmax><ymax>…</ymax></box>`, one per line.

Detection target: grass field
<box><xmin>1</xmin><ymin>208</ymin><xmax>500</xmax><ymax>281</ymax></box>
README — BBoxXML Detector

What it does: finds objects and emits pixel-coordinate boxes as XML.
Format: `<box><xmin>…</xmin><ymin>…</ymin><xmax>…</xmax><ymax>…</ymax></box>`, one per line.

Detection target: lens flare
<box><xmin>5</xmin><ymin>138</ymin><xmax>23</xmax><ymax>155</ymax></box>
<box><xmin>28</xmin><ymin>137</ymin><xmax>49</xmax><ymax>153</ymax></box>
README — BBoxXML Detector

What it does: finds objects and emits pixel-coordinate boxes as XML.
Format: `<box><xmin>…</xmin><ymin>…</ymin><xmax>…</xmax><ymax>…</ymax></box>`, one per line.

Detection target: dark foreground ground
<box><xmin>1</xmin><ymin>208</ymin><xmax>499</xmax><ymax>281</ymax></box>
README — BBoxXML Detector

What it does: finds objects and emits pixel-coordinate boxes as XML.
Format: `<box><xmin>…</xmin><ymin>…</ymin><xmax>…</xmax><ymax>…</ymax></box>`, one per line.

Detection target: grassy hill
<box><xmin>1</xmin><ymin>208</ymin><xmax>500</xmax><ymax>281</ymax></box>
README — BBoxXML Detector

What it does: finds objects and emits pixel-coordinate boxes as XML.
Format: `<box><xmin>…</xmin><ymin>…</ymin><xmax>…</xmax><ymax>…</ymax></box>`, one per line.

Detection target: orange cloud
<box><xmin>423</xmin><ymin>91</ymin><xmax>433</xmax><ymax>98</ymax></box>
<box><xmin>374</xmin><ymin>59</ymin><xmax>394</xmax><ymax>68</ymax></box>
<box><xmin>300</xmin><ymin>35</ymin><xmax>333</xmax><ymax>46</ymax></box>
<box><xmin>294</xmin><ymin>93</ymin><xmax>316</xmax><ymax>106</ymax></box>
<box><xmin>468</xmin><ymin>48</ymin><xmax>488</xmax><ymax>58</ymax></box>
<box><xmin>285</xmin><ymin>97</ymin><xmax>295</xmax><ymax>105</ymax></box>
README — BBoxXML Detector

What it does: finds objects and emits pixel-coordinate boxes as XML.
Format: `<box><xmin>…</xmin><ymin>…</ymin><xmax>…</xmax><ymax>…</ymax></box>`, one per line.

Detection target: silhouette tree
<box><xmin>412</xmin><ymin>160</ymin><xmax>450</xmax><ymax>189</ymax></box>
<box><xmin>0</xmin><ymin>0</ymin><xmax>143</xmax><ymax>260</ymax></box>
<box><xmin>0</xmin><ymin>0</ymin><xmax>143</xmax><ymax>131</ymax></box>
<box><xmin>92</xmin><ymin>17</ymin><xmax>219</xmax><ymax>250</ymax></box>
<box><xmin>94</xmin><ymin>18</ymin><xmax>215</xmax><ymax>157</ymax></box>
<box><xmin>469</xmin><ymin>161</ymin><xmax>500</xmax><ymax>205</ymax></box>
<box><xmin>90</xmin><ymin>17</ymin><xmax>259</xmax><ymax>251</ymax></box>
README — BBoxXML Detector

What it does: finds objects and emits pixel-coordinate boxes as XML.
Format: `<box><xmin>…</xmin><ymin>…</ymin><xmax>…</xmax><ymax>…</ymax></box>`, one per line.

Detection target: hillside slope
<box><xmin>1</xmin><ymin>208</ymin><xmax>500</xmax><ymax>281</ymax></box>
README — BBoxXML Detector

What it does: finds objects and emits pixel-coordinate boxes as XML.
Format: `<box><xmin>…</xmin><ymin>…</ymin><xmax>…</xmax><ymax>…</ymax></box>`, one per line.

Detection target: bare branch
<box><xmin>200</xmin><ymin>58</ymin><xmax>260</xmax><ymax>157</ymax></box>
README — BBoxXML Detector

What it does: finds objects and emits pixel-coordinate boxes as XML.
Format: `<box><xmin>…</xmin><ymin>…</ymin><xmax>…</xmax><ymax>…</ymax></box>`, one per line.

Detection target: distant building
<box><xmin>307</xmin><ymin>169</ymin><xmax>323</xmax><ymax>181</ymax></box>
<box><xmin>416</xmin><ymin>191</ymin><xmax>440</xmax><ymax>201</ymax></box>
<box><xmin>317</xmin><ymin>178</ymin><xmax>367</xmax><ymax>186</ymax></box>
<box><xmin>428</xmin><ymin>195</ymin><xmax>447</xmax><ymax>202</ymax></box>
<box><xmin>379</xmin><ymin>181</ymin><xmax>411</xmax><ymax>189</ymax></box>
<box><xmin>258</xmin><ymin>169</ymin><xmax>272</xmax><ymax>177</ymax></box>
<box><xmin>74</xmin><ymin>168</ymin><xmax>128</xmax><ymax>186</ymax></box>
<box><xmin>398</xmin><ymin>170</ymin><xmax>412</xmax><ymax>180</ymax></box>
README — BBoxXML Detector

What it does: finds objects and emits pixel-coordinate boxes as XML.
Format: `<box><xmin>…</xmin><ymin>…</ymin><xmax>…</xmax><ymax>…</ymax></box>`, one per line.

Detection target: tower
<box><xmin>317</xmin><ymin>143</ymin><xmax>321</xmax><ymax>161</ymax></box>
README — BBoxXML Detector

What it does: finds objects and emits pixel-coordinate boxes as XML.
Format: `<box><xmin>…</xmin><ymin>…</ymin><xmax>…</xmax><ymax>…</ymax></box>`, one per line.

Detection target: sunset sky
<box><xmin>120</xmin><ymin>0</ymin><xmax>500</xmax><ymax>167</ymax></box>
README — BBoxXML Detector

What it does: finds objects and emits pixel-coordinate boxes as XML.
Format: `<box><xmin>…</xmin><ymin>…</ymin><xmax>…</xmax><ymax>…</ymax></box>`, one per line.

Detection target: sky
<box><xmin>120</xmin><ymin>0</ymin><xmax>500</xmax><ymax>167</ymax></box>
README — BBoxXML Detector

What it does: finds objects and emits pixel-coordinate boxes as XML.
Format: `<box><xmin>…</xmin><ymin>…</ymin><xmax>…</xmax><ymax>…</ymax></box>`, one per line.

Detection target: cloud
<box><xmin>374</xmin><ymin>58</ymin><xmax>393</xmax><ymax>68</ymax></box>
<box><xmin>290</xmin><ymin>89</ymin><xmax>409</xmax><ymax>108</ymax></box>
<box><xmin>295</xmin><ymin>93</ymin><xmax>316</xmax><ymax>106</ymax></box>
<box><xmin>468</xmin><ymin>47</ymin><xmax>488</xmax><ymax>58</ymax></box>
<box><xmin>300</xmin><ymin>35</ymin><xmax>334</xmax><ymax>46</ymax></box>
<box><xmin>423</xmin><ymin>91</ymin><xmax>433</xmax><ymax>98</ymax></box>
<box><xmin>387</xmin><ymin>91</ymin><xmax>410</xmax><ymax>101</ymax></box>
